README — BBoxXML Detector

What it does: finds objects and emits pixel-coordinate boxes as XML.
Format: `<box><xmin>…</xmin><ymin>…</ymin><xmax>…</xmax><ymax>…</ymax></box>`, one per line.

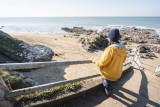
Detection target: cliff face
<box><xmin>0</xmin><ymin>31</ymin><xmax>54</xmax><ymax>62</ymax></box>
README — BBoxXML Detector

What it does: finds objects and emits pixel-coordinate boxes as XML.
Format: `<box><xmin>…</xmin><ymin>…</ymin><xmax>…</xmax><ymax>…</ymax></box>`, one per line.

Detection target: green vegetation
<box><xmin>0</xmin><ymin>70</ymin><xmax>82</xmax><ymax>106</ymax></box>
<box><xmin>66</xmin><ymin>35</ymin><xmax>73</xmax><ymax>38</ymax></box>
<box><xmin>0</xmin><ymin>71</ymin><xmax>30</xmax><ymax>90</ymax></box>
<box><xmin>0</xmin><ymin>35</ymin><xmax>23</xmax><ymax>53</ymax></box>
<box><xmin>14</xmin><ymin>82</ymin><xmax>81</xmax><ymax>107</ymax></box>
<box><xmin>77</xmin><ymin>33</ymin><xmax>85</xmax><ymax>35</ymax></box>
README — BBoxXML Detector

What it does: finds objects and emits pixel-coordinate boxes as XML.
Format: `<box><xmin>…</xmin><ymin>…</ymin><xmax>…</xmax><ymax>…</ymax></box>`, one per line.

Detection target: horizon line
<box><xmin>0</xmin><ymin>16</ymin><xmax>160</xmax><ymax>18</ymax></box>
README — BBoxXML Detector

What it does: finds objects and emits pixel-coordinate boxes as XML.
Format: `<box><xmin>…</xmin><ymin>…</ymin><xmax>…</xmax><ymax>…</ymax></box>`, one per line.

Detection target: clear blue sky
<box><xmin>0</xmin><ymin>0</ymin><xmax>159</xmax><ymax>17</ymax></box>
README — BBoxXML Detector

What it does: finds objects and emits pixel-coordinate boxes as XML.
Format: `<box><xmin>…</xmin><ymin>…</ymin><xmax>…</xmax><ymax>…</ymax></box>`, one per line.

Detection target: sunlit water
<box><xmin>0</xmin><ymin>17</ymin><xmax>160</xmax><ymax>36</ymax></box>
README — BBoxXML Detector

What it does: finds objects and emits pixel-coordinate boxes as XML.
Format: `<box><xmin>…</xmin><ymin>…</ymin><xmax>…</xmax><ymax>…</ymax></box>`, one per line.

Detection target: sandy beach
<box><xmin>7</xmin><ymin>33</ymin><xmax>160</xmax><ymax>106</ymax></box>
<box><xmin>0</xmin><ymin>0</ymin><xmax>160</xmax><ymax>106</ymax></box>
<box><xmin>10</xmin><ymin>34</ymin><xmax>102</xmax><ymax>84</ymax></box>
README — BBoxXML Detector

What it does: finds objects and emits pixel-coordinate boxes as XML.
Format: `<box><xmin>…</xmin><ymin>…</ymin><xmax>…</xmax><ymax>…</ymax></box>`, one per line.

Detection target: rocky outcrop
<box><xmin>24</xmin><ymin>78</ymin><xmax>39</xmax><ymax>86</ymax></box>
<box><xmin>78</xmin><ymin>27</ymin><xmax>159</xmax><ymax>52</ymax></box>
<box><xmin>139</xmin><ymin>45</ymin><xmax>160</xmax><ymax>54</ymax></box>
<box><xmin>78</xmin><ymin>34</ymin><xmax>108</xmax><ymax>52</ymax></box>
<box><xmin>99</xmin><ymin>27</ymin><xmax>159</xmax><ymax>44</ymax></box>
<box><xmin>62</xmin><ymin>27</ymin><xmax>159</xmax><ymax>52</ymax></box>
<box><xmin>0</xmin><ymin>30</ymin><xmax>54</xmax><ymax>62</ymax></box>
<box><xmin>0</xmin><ymin>54</ymin><xmax>18</xmax><ymax>63</ymax></box>
<box><xmin>61</xmin><ymin>27</ymin><xmax>95</xmax><ymax>35</ymax></box>
<box><xmin>68</xmin><ymin>27</ymin><xmax>159</xmax><ymax>52</ymax></box>
<box><xmin>120</xmin><ymin>27</ymin><xmax>159</xmax><ymax>44</ymax></box>
<box><xmin>150</xmin><ymin>46</ymin><xmax>160</xmax><ymax>53</ymax></box>
<box><xmin>139</xmin><ymin>45</ymin><xmax>160</xmax><ymax>59</ymax></box>
<box><xmin>10</xmin><ymin>71</ymin><xmax>40</xmax><ymax>86</ymax></box>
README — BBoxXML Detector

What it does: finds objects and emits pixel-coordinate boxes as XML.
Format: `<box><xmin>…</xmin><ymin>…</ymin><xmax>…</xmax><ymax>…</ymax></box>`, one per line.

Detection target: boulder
<box><xmin>147</xmin><ymin>39</ymin><xmax>159</xmax><ymax>44</ymax></box>
<box><xmin>138</xmin><ymin>45</ymin><xmax>160</xmax><ymax>59</ymax></box>
<box><xmin>62</xmin><ymin>26</ymin><xmax>160</xmax><ymax>53</ymax></box>
<box><xmin>150</xmin><ymin>46</ymin><xmax>160</xmax><ymax>53</ymax></box>
<box><xmin>24</xmin><ymin>78</ymin><xmax>40</xmax><ymax>86</ymax></box>
<box><xmin>140</xmin><ymin>53</ymin><xmax>156</xmax><ymax>59</ymax></box>
<box><xmin>99</xmin><ymin>29</ymin><xmax>110</xmax><ymax>36</ymax></box>
<box><xmin>0</xmin><ymin>30</ymin><xmax>54</xmax><ymax>62</ymax></box>
<box><xmin>63</xmin><ymin>26</ymin><xmax>160</xmax><ymax>45</ymax></box>
<box><xmin>139</xmin><ymin>45</ymin><xmax>160</xmax><ymax>54</ymax></box>
<box><xmin>139</xmin><ymin>45</ymin><xmax>150</xmax><ymax>53</ymax></box>
<box><xmin>10</xmin><ymin>71</ymin><xmax>25</xmax><ymax>79</ymax></box>
<box><xmin>119</xmin><ymin>27</ymin><xmax>159</xmax><ymax>44</ymax></box>
<box><xmin>0</xmin><ymin>54</ymin><xmax>18</xmax><ymax>63</ymax></box>
<box><xmin>61</xmin><ymin>27</ymin><xmax>95</xmax><ymax>35</ymax></box>
<box><xmin>78</xmin><ymin>34</ymin><xmax>108</xmax><ymax>52</ymax></box>
<box><xmin>120</xmin><ymin>36</ymin><xmax>130</xmax><ymax>41</ymax></box>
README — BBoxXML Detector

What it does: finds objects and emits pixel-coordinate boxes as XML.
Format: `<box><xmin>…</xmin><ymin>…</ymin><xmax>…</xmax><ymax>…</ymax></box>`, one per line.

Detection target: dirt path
<box><xmin>10</xmin><ymin>34</ymin><xmax>160</xmax><ymax>106</ymax></box>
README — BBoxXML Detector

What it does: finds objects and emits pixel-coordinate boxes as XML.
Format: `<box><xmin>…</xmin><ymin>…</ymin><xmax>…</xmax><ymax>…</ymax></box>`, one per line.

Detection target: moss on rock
<box><xmin>0</xmin><ymin>71</ymin><xmax>30</xmax><ymax>90</ymax></box>
<box><xmin>0</xmin><ymin>30</ymin><xmax>54</xmax><ymax>62</ymax></box>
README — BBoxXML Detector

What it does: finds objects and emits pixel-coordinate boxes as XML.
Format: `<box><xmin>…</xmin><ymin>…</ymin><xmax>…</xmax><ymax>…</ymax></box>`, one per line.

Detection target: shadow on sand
<box><xmin>59</xmin><ymin>67</ymin><xmax>160</xmax><ymax>107</ymax></box>
<box><xmin>110</xmin><ymin>67</ymin><xmax>159</xmax><ymax>107</ymax></box>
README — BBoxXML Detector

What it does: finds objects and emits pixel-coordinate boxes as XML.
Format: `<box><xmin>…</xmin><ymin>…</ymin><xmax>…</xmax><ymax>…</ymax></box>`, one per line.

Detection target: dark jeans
<box><xmin>102</xmin><ymin>78</ymin><xmax>111</xmax><ymax>92</ymax></box>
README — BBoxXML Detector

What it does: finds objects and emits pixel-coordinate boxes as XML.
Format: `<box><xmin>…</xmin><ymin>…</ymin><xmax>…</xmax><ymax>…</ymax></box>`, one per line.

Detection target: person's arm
<box><xmin>93</xmin><ymin>48</ymin><xmax>112</xmax><ymax>66</ymax></box>
<box><xmin>123</xmin><ymin>48</ymin><xmax>127</xmax><ymax>63</ymax></box>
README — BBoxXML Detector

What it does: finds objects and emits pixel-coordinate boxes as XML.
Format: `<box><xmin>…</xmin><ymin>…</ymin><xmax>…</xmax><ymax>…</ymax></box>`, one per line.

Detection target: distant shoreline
<box><xmin>0</xmin><ymin>16</ymin><xmax>160</xmax><ymax>18</ymax></box>
<box><xmin>0</xmin><ymin>26</ymin><xmax>159</xmax><ymax>39</ymax></box>
<box><xmin>0</xmin><ymin>26</ymin><xmax>159</xmax><ymax>36</ymax></box>
<box><xmin>0</xmin><ymin>17</ymin><xmax>160</xmax><ymax>35</ymax></box>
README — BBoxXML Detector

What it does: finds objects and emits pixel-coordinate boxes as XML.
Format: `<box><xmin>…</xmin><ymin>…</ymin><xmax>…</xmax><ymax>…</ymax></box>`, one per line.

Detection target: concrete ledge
<box><xmin>28</xmin><ymin>66</ymin><xmax>132</xmax><ymax>107</ymax></box>
<box><xmin>31</xmin><ymin>78</ymin><xmax>102</xmax><ymax>107</ymax></box>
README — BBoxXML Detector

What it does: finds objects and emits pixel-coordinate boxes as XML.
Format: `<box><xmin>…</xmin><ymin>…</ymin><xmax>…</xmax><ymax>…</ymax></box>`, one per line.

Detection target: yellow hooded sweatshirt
<box><xmin>94</xmin><ymin>44</ymin><xmax>127</xmax><ymax>81</ymax></box>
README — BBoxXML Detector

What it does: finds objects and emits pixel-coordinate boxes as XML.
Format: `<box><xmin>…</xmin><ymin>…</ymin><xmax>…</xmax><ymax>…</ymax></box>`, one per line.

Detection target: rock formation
<box><xmin>61</xmin><ymin>27</ymin><xmax>95</xmax><ymax>35</ymax></box>
<box><xmin>139</xmin><ymin>45</ymin><xmax>160</xmax><ymax>59</ymax></box>
<box><xmin>62</xmin><ymin>26</ymin><xmax>160</xmax><ymax>52</ymax></box>
<box><xmin>0</xmin><ymin>30</ymin><xmax>54</xmax><ymax>62</ymax></box>
<box><xmin>119</xmin><ymin>27</ymin><xmax>159</xmax><ymax>44</ymax></box>
<box><xmin>78</xmin><ymin>34</ymin><xmax>108</xmax><ymax>52</ymax></box>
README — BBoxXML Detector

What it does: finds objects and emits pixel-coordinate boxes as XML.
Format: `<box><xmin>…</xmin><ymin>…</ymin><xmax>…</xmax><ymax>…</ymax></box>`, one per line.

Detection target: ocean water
<box><xmin>0</xmin><ymin>17</ymin><xmax>160</xmax><ymax>35</ymax></box>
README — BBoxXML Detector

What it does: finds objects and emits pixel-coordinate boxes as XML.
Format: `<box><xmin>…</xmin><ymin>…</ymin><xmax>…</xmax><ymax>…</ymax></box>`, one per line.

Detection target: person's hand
<box><xmin>91</xmin><ymin>58</ymin><xmax>95</xmax><ymax>63</ymax></box>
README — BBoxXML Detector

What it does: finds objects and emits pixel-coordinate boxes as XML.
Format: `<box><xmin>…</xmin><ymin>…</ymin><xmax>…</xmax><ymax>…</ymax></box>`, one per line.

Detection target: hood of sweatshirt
<box><xmin>108</xmin><ymin>43</ymin><xmax>126</xmax><ymax>56</ymax></box>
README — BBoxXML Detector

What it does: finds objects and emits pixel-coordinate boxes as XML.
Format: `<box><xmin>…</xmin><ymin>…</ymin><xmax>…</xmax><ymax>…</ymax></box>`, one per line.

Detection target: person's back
<box><xmin>92</xmin><ymin>28</ymin><xmax>127</xmax><ymax>95</ymax></box>
<box><xmin>94</xmin><ymin>43</ymin><xmax>126</xmax><ymax>81</ymax></box>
